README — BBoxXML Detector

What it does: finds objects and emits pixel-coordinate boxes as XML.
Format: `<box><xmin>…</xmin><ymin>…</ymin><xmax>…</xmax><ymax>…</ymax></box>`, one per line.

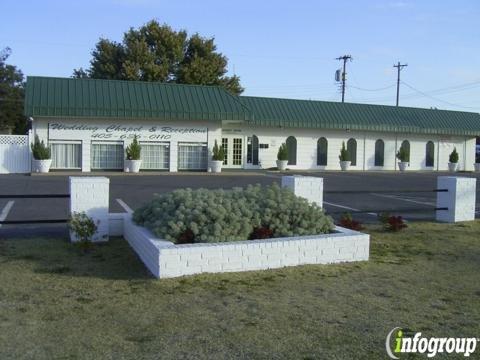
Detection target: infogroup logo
<box><xmin>385</xmin><ymin>327</ymin><xmax>478</xmax><ymax>358</ymax></box>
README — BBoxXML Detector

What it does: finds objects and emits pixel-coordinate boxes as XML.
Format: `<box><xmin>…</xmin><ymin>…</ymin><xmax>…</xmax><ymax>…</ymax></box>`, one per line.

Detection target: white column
<box><xmin>281</xmin><ymin>175</ymin><xmax>323</xmax><ymax>208</ymax></box>
<box><xmin>81</xmin><ymin>140</ymin><xmax>91</xmax><ymax>172</ymax></box>
<box><xmin>436</xmin><ymin>176</ymin><xmax>476</xmax><ymax>223</ymax></box>
<box><xmin>69</xmin><ymin>176</ymin><xmax>110</xmax><ymax>242</ymax></box>
<box><xmin>169</xmin><ymin>140</ymin><xmax>178</xmax><ymax>172</ymax></box>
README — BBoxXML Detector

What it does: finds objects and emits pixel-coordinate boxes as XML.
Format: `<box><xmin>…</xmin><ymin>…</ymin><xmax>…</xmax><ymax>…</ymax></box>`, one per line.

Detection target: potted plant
<box><xmin>276</xmin><ymin>143</ymin><xmax>288</xmax><ymax>171</ymax></box>
<box><xmin>31</xmin><ymin>135</ymin><xmax>52</xmax><ymax>173</ymax></box>
<box><xmin>448</xmin><ymin>147</ymin><xmax>459</xmax><ymax>172</ymax></box>
<box><xmin>396</xmin><ymin>145</ymin><xmax>409</xmax><ymax>171</ymax></box>
<box><xmin>125</xmin><ymin>135</ymin><xmax>142</xmax><ymax>173</ymax></box>
<box><xmin>338</xmin><ymin>141</ymin><xmax>351</xmax><ymax>171</ymax></box>
<box><xmin>210</xmin><ymin>140</ymin><xmax>224</xmax><ymax>173</ymax></box>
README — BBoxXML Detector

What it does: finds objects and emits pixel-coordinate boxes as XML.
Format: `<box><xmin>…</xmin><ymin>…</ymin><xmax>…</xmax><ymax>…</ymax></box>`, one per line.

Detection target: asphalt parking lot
<box><xmin>0</xmin><ymin>170</ymin><xmax>479</xmax><ymax>238</ymax></box>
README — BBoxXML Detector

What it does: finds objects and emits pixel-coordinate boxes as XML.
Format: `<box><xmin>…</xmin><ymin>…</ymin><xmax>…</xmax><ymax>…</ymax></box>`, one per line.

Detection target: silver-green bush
<box><xmin>133</xmin><ymin>184</ymin><xmax>334</xmax><ymax>244</ymax></box>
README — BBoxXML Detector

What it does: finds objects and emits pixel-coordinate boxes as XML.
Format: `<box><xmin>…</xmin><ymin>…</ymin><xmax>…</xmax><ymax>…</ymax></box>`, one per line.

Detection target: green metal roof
<box><xmin>24</xmin><ymin>76</ymin><xmax>252</xmax><ymax>121</ymax></box>
<box><xmin>240</xmin><ymin>96</ymin><xmax>480</xmax><ymax>136</ymax></box>
<box><xmin>24</xmin><ymin>76</ymin><xmax>480</xmax><ymax>136</ymax></box>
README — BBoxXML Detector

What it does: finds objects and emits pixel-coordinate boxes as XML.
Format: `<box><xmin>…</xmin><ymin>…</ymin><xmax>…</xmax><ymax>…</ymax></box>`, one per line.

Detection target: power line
<box><xmin>347</xmin><ymin>80</ymin><xmax>480</xmax><ymax>103</ymax></box>
<box><xmin>349</xmin><ymin>84</ymin><xmax>396</xmax><ymax>92</ymax></box>
<box><xmin>400</xmin><ymin>81</ymin><xmax>480</xmax><ymax>110</ymax></box>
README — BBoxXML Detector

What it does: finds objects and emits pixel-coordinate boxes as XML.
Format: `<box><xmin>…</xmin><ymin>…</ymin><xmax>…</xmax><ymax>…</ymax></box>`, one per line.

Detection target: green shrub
<box><xmin>449</xmin><ymin>147</ymin><xmax>459</xmax><ymax>163</ymax></box>
<box><xmin>68</xmin><ymin>212</ymin><xmax>98</xmax><ymax>252</ymax></box>
<box><xmin>396</xmin><ymin>145</ymin><xmax>409</xmax><ymax>162</ymax></box>
<box><xmin>338</xmin><ymin>141</ymin><xmax>350</xmax><ymax>162</ymax></box>
<box><xmin>31</xmin><ymin>135</ymin><xmax>51</xmax><ymax>160</ymax></box>
<box><xmin>211</xmin><ymin>140</ymin><xmax>225</xmax><ymax>161</ymax></box>
<box><xmin>125</xmin><ymin>135</ymin><xmax>141</xmax><ymax>160</ymax></box>
<box><xmin>277</xmin><ymin>143</ymin><xmax>288</xmax><ymax>161</ymax></box>
<box><xmin>133</xmin><ymin>184</ymin><xmax>335</xmax><ymax>244</ymax></box>
<box><xmin>339</xmin><ymin>212</ymin><xmax>363</xmax><ymax>231</ymax></box>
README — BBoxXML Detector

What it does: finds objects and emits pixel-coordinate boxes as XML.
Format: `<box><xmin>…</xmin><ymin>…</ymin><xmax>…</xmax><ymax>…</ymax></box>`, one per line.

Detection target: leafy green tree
<box><xmin>0</xmin><ymin>47</ymin><xmax>27</xmax><ymax>134</ymax></box>
<box><xmin>74</xmin><ymin>21</ymin><xmax>243</xmax><ymax>94</ymax></box>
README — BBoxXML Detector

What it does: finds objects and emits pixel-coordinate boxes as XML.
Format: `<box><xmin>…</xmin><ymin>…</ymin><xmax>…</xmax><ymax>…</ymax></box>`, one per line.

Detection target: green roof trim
<box><xmin>24</xmin><ymin>76</ymin><xmax>253</xmax><ymax>121</ymax></box>
<box><xmin>240</xmin><ymin>96</ymin><xmax>480</xmax><ymax>136</ymax></box>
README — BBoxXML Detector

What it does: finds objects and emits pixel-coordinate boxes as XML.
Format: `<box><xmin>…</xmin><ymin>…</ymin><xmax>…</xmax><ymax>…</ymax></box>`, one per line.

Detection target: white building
<box><xmin>25</xmin><ymin>76</ymin><xmax>480</xmax><ymax>172</ymax></box>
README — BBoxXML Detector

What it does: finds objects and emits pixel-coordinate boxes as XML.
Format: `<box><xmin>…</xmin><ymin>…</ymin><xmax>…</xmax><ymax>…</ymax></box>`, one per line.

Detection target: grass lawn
<box><xmin>1</xmin><ymin>222</ymin><xmax>479</xmax><ymax>359</ymax></box>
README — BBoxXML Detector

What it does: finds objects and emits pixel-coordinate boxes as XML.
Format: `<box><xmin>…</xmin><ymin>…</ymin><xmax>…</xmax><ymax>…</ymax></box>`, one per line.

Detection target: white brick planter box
<box><xmin>123</xmin><ymin>215</ymin><xmax>370</xmax><ymax>279</ymax></box>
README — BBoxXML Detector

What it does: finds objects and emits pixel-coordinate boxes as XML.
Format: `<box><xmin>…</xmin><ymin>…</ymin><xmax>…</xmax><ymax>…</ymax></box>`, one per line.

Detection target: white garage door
<box><xmin>140</xmin><ymin>142</ymin><xmax>170</xmax><ymax>170</ymax></box>
<box><xmin>178</xmin><ymin>142</ymin><xmax>208</xmax><ymax>170</ymax></box>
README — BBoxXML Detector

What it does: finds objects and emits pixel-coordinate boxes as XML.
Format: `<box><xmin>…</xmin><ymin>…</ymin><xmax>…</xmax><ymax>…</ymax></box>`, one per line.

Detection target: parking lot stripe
<box><xmin>0</xmin><ymin>201</ymin><xmax>15</xmax><ymax>228</ymax></box>
<box><xmin>323</xmin><ymin>201</ymin><xmax>377</xmax><ymax>216</ymax></box>
<box><xmin>371</xmin><ymin>193</ymin><xmax>435</xmax><ymax>206</ymax></box>
<box><xmin>116</xmin><ymin>199</ymin><xmax>133</xmax><ymax>214</ymax></box>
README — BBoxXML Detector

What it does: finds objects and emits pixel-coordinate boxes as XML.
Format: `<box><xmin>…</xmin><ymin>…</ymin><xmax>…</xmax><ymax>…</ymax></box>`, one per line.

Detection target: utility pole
<box><xmin>393</xmin><ymin>61</ymin><xmax>408</xmax><ymax>106</ymax></box>
<box><xmin>336</xmin><ymin>55</ymin><xmax>352</xmax><ymax>103</ymax></box>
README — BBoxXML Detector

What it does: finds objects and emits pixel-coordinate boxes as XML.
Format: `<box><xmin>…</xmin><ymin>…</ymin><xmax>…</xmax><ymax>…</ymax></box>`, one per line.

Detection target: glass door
<box><xmin>221</xmin><ymin>136</ymin><xmax>243</xmax><ymax>168</ymax></box>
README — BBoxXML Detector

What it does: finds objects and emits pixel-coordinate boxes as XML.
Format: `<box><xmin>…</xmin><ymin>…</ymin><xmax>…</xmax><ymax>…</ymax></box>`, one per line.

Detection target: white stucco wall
<box><xmin>33</xmin><ymin>117</ymin><xmax>222</xmax><ymax>172</ymax></box>
<box><xmin>222</xmin><ymin>124</ymin><xmax>476</xmax><ymax>171</ymax></box>
<box><xmin>32</xmin><ymin>117</ymin><xmax>476</xmax><ymax>172</ymax></box>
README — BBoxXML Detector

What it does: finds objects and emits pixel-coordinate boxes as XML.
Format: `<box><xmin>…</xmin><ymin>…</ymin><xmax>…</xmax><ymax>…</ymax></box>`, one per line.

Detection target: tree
<box><xmin>0</xmin><ymin>47</ymin><xmax>27</xmax><ymax>134</ymax></box>
<box><xmin>73</xmin><ymin>20</ymin><xmax>243</xmax><ymax>95</ymax></box>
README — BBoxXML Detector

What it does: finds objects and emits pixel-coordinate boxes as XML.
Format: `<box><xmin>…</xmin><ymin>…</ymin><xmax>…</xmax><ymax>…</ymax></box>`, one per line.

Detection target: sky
<box><xmin>2</xmin><ymin>0</ymin><xmax>479</xmax><ymax>112</ymax></box>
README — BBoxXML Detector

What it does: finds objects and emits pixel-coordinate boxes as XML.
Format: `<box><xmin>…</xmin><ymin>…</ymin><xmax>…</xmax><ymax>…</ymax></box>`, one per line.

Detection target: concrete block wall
<box><xmin>69</xmin><ymin>176</ymin><xmax>109</xmax><ymax>242</ymax></box>
<box><xmin>122</xmin><ymin>215</ymin><xmax>370</xmax><ymax>279</ymax></box>
<box><xmin>108</xmin><ymin>213</ymin><xmax>125</xmax><ymax>236</ymax></box>
<box><xmin>123</xmin><ymin>216</ymin><xmax>173</xmax><ymax>277</ymax></box>
<box><xmin>281</xmin><ymin>175</ymin><xmax>323</xmax><ymax>208</ymax></box>
<box><xmin>436</xmin><ymin>176</ymin><xmax>476</xmax><ymax>223</ymax></box>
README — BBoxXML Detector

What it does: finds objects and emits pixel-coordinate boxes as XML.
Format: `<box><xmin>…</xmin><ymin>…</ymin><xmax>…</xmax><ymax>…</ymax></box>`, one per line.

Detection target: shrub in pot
<box><xmin>448</xmin><ymin>147</ymin><xmax>459</xmax><ymax>172</ymax></box>
<box><xmin>31</xmin><ymin>135</ymin><xmax>52</xmax><ymax>173</ymax></box>
<box><xmin>125</xmin><ymin>135</ymin><xmax>142</xmax><ymax>173</ymax></box>
<box><xmin>210</xmin><ymin>140</ymin><xmax>224</xmax><ymax>173</ymax></box>
<box><xmin>276</xmin><ymin>143</ymin><xmax>288</xmax><ymax>171</ymax></box>
<box><xmin>396</xmin><ymin>145</ymin><xmax>409</xmax><ymax>171</ymax></box>
<box><xmin>338</xmin><ymin>141</ymin><xmax>351</xmax><ymax>171</ymax></box>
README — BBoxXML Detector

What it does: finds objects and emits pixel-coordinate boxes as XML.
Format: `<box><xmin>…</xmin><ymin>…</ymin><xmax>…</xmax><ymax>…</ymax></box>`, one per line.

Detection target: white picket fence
<box><xmin>0</xmin><ymin>134</ymin><xmax>31</xmax><ymax>174</ymax></box>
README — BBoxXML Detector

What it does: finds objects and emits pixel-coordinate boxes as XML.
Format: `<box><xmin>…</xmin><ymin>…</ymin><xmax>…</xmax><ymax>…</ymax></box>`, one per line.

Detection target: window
<box><xmin>232</xmin><ymin>138</ymin><xmax>242</xmax><ymax>166</ymax></box>
<box><xmin>317</xmin><ymin>137</ymin><xmax>328</xmax><ymax>166</ymax></box>
<box><xmin>221</xmin><ymin>138</ymin><xmax>228</xmax><ymax>165</ymax></box>
<box><xmin>140</xmin><ymin>142</ymin><xmax>170</xmax><ymax>170</ymax></box>
<box><xmin>178</xmin><ymin>142</ymin><xmax>208</xmax><ymax>170</ymax></box>
<box><xmin>347</xmin><ymin>138</ymin><xmax>357</xmax><ymax>166</ymax></box>
<box><xmin>91</xmin><ymin>142</ymin><xmax>124</xmax><ymax>170</ymax></box>
<box><xmin>247</xmin><ymin>135</ymin><xmax>259</xmax><ymax>165</ymax></box>
<box><xmin>426</xmin><ymin>141</ymin><xmax>434</xmax><ymax>167</ymax></box>
<box><xmin>400</xmin><ymin>140</ymin><xmax>410</xmax><ymax>162</ymax></box>
<box><xmin>51</xmin><ymin>142</ymin><xmax>82</xmax><ymax>169</ymax></box>
<box><xmin>374</xmin><ymin>139</ymin><xmax>384</xmax><ymax>167</ymax></box>
<box><xmin>286</xmin><ymin>136</ymin><xmax>297</xmax><ymax>165</ymax></box>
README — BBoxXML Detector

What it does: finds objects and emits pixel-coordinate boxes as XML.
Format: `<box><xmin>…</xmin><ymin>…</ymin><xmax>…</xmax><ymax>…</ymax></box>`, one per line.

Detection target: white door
<box><xmin>222</xmin><ymin>136</ymin><xmax>243</xmax><ymax>168</ymax></box>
